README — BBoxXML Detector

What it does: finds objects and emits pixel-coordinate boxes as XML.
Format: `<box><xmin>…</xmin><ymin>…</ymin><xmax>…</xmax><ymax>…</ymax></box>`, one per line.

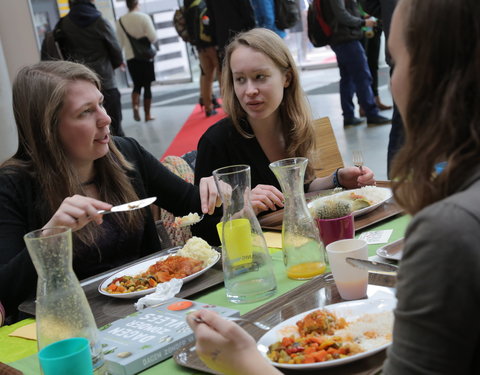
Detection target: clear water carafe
<box><xmin>269</xmin><ymin>157</ymin><xmax>327</xmax><ymax>279</ymax></box>
<box><xmin>213</xmin><ymin>165</ymin><xmax>277</xmax><ymax>303</ymax></box>
<box><xmin>24</xmin><ymin>227</ymin><xmax>106</xmax><ymax>374</ymax></box>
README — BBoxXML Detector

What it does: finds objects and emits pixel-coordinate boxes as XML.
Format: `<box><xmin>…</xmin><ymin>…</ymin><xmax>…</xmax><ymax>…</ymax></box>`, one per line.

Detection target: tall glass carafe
<box><xmin>24</xmin><ymin>227</ymin><xmax>106</xmax><ymax>374</ymax></box>
<box><xmin>269</xmin><ymin>157</ymin><xmax>327</xmax><ymax>279</ymax></box>
<box><xmin>213</xmin><ymin>165</ymin><xmax>277</xmax><ymax>303</ymax></box>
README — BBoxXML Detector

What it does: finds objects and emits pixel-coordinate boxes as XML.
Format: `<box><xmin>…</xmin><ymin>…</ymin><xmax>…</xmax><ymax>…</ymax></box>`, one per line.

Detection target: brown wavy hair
<box><xmin>391</xmin><ymin>0</ymin><xmax>480</xmax><ymax>215</ymax></box>
<box><xmin>3</xmin><ymin>61</ymin><xmax>143</xmax><ymax>246</ymax></box>
<box><xmin>221</xmin><ymin>28</ymin><xmax>316</xmax><ymax>182</ymax></box>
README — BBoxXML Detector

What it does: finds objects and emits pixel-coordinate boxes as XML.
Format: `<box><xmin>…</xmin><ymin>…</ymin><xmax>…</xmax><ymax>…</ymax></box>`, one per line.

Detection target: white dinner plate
<box><xmin>257</xmin><ymin>295</ymin><xmax>396</xmax><ymax>370</ymax></box>
<box><xmin>98</xmin><ymin>247</ymin><xmax>221</xmax><ymax>299</ymax></box>
<box><xmin>307</xmin><ymin>187</ymin><xmax>392</xmax><ymax>217</ymax></box>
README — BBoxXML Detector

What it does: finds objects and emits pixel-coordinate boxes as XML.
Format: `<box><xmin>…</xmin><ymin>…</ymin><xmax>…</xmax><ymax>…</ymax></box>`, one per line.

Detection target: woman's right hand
<box><xmin>42</xmin><ymin>195</ymin><xmax>112</xmax><ymax>231</ymax></box>
<box><xmin>251</xmin><ymin>184</ymin><xmax>284</xmax><ymax>215</ymax></box>
<box><xmin>186</xmin><ymin>309</ymin><xmax>281</xmax><ymax>375</ymax></box>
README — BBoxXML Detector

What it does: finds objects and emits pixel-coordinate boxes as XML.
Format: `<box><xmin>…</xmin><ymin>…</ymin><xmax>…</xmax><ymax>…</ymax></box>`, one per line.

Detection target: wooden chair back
<box><xmin>310</xmin><ymin>117</ymin><xmax>344</xmax><ymax>178</ymax></box>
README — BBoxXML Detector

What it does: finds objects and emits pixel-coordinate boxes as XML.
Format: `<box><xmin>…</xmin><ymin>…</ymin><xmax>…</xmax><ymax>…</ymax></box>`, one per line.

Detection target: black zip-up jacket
<box><xmin>60</xmin><ymin>2</ymin><xmax>123</xmax><ymax>90</ymax></box>
<box><xmin>324</xmin><ymin>0</ymin><xmax>365</xmax><ymax>45</ymax></box>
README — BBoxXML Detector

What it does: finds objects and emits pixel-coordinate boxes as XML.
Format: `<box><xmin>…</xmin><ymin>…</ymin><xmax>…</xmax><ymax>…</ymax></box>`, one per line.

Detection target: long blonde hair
<box><xmin>221</xmin><ymin>28</ymin><xmax>316</xmax><ymax>181</ymax></box>
<box><xmin>3</xmin><ymin>61</ymin><xmax>143</xmax><ymax>245</ymax></box>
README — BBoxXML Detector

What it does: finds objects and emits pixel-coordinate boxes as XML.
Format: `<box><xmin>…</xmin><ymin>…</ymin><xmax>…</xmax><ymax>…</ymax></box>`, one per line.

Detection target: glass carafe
<box><xmin>24</xmin><ymin>227</ymin><xmax>106</xmax><ymax>374</ymax></box>
<box><xmin>213</xmin><ymin>165</ymin><xmax>277</xmax><ymax>303</ymax></box>
<box><xmin>269</xmin><ymin>157</ymin><xmax>327</xmax><ymax>279</ymax></box>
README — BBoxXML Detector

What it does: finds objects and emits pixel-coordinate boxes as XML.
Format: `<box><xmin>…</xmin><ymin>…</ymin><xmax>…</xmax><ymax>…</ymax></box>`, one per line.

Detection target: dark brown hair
<box><xmin>126</xmin><ymin>0</ymin><xmax>139</xmax><ymax>11</ymax></box>
<box><xmin>221</xmin><ymin>28</ymin><xmax>316</xmax><ymax>181</ymax></box>
<box><xmin>3</xmin><ymin>61</ymin><xmax>143</xmax><ymax>246</ymax></box>
<box><xmin>391</xmin><ymin>0</ymin><xmax>480</xmax><ymax>214</ymax></box>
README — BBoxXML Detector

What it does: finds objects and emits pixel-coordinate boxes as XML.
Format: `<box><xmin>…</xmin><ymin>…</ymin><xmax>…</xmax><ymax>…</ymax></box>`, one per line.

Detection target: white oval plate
<box><xmin>98</xmin><ymin>247</ymin><xmax>221</xmax><ymax>299</ymax></box>
<box><xmin>257</xmin><ymin>296</ymin><xmax>396</xmax><ymax>370</ymax></box>
<box><xmin>307</xmin><ymin>187</ymin><xmax>392</xmax><ymax>217</ymax></box>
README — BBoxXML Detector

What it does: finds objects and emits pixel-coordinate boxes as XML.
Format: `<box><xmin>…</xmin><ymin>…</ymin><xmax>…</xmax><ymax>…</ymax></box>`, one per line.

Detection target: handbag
<box><xmin>119</xmin><ymin>18</ymin><xmax>157</xmax><ymax>61</ymax></box>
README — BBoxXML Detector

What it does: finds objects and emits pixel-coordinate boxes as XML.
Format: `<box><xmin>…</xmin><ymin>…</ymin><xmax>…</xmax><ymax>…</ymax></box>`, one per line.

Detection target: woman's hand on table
<box><xmin>338</xmin><ymin>166</ymin><xmax>376</xmax><ymax>189</ymax></box>
<box><xmin>43</xmin><ymin>195</ymin><xmax>112</xmax><ymax>231</ymax></box>
<box><xmin>251</xmin><ymin>184</ymin><xmax>284</xmax><ymax>215</ymax></box>
<box><xmin>186</xmin><ymin>309</ymin><xmax>281</xmax><ymax>375</ymax></box>
<box><xmin>199</xmin><ymin>176</ymin><xmax>222</xmax><ymax>214</ymax></box>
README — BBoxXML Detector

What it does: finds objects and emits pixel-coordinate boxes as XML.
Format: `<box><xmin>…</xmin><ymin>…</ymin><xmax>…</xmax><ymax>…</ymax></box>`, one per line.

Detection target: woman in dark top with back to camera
<box><xmin>193</xmin><ymin>28</ymin><xmax>376</xmax><ymax>245</ymax></box>
<box><xmin>0</xmin><ymin>61</ymin><xmax>220</xmax><ymax>324</ymax></box>
<box><xmin>187</xmin><ymin>1</ymin><xmax>480</xmax><ymax>374</ymax></box>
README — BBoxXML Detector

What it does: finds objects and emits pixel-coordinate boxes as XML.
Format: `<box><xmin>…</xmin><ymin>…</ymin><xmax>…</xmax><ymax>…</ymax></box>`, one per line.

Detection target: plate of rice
<box><xmin>308</xmin><ymin>186</ymin><xmax>392</xmax><ymax>218</ymax></box>
<box><xmin>98</xmin><ymin>237</ymin><xmax>220</xmax><ymax>299</ymax></box>
<box><xmin>257</xmin><ymin>296</ymin><xmax>396</xmax><ymax>369</ymax></box>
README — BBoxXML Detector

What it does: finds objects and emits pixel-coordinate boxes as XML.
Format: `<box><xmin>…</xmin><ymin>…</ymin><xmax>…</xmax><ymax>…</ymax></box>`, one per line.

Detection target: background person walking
<box><xmin>60</xmin><ymin>0</ymin><xmax>126</xmax><ymax>136</ymax></box>
<box><xmin>117</xmin><ymin>0</ymin><xmax>158</xmax><ymax>122</ymax></box>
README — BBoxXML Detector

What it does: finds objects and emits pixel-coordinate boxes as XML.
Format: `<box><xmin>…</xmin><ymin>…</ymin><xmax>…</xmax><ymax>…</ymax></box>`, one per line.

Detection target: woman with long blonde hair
<box><xmin>0</xmin><ymin>61</ymin><xmax>220</xmax><ymax>323</ymax></box>
<box><xmin>193</xmin><ymin>28</ymin><xmax>375</xmax><ymax>244</ymax></box>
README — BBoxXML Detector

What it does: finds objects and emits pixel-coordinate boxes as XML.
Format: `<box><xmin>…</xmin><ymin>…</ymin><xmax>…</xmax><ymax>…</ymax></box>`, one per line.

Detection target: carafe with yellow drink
<box><xmin>269</xmin><ymin>157</ymin><xmax>327</xmax><ymax>279</ymax></box>
<box><xmin>214</xmin><ymin>165</ymin><xmax>277</xmax><ymax>303</ymax></box>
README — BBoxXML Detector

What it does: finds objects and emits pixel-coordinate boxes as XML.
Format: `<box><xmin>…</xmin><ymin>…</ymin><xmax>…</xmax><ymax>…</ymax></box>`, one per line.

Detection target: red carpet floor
<box><xmin>161</xmin><ymin>102</ymin><xmax>226</xmax><ymax>160</ymax></box>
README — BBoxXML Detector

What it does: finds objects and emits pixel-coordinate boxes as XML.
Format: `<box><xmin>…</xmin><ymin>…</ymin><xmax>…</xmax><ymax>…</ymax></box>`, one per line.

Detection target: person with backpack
<box><xmin>251</xmin><ymin>0</ymin><xmax>286</xmax><ymax>38</ymax></box>
<box><xmin>117</xmin><ymin>0</ymin><xmax>158</xmax><ymax>122</ymax></box>
<box><xmin>183</xmin><ymin>0</ymin><xmax>220</xmax><ymax>117</ymax></box>
<box><xmin>205</xmin><ymin>0</ymin><xmax>256</xmax><ymax>70</ymax></box>
<box><xmin>56</xmin><ymin>0</ymin><xmax>126</xmax><ymax>137</ymax></box>
<box><xmin>315</xmin><ymin>0</ymin><xmax>391</xmax><ymax>127</ymax></box>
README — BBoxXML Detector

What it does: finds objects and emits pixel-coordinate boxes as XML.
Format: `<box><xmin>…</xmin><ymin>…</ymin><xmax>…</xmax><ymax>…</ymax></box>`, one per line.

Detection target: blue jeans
<box><xmin>331</xmin><ymin>40</ymin><xmax>378</xmax><ymax>119</ymax></box>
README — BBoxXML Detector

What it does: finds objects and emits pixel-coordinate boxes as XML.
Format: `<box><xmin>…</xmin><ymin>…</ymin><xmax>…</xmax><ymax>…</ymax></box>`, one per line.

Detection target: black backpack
<box><xmin>40</xmin><ymin>18</ymin><xmax>68</xmax><ymax>60</ymax></box>
<box><xmin>182</xmin><ymin>0</ymin><xmax>213</xmax><ymax>47</ymax></box>
<box><xmin>274</xmin><ymin>0</ymin><xmax>300</xmax><ymax>30</ymax></box>
<box><xmin>307</xmin><ymin>0</ymin><xmax>332</xmax><ymax>47</ymax></box>
<box><xmin>173</xmin><ymin>7</ymin><xmax>191</xmax><ymax>44</ymax></box>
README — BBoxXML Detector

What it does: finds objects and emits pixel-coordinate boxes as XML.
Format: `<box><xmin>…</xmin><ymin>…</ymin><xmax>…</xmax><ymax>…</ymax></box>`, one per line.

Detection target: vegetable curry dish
<box><xmin>105</xmin><ymin>255</ymin><xmax>203</xmax><ymax>294</ymax></box>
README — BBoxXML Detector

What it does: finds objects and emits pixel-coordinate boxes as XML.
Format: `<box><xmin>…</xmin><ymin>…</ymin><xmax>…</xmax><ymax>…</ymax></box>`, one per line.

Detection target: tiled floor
<box><xmin>121</xmin><ymin>65</ymin><xmax>393</xmax><ymax>181</ymax></box>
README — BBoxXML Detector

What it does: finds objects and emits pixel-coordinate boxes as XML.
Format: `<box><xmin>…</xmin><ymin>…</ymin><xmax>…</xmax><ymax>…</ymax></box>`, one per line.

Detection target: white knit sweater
<box><xmin>117</xmin><ymin>11</ymin><xmax>157</xmax><ymax>60</ymax></box>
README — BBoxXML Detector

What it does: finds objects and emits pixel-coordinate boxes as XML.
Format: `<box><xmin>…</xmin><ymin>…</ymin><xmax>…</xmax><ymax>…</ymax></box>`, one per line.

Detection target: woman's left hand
<box><xmin>338</xmin><ymin>166</ymin><xmax>376</xmax><ymax>189</ymax></box>
<box><xmin>199</xmin><ymin>176</ymin><xmax>222</xmax><ymax>214</ymax></box>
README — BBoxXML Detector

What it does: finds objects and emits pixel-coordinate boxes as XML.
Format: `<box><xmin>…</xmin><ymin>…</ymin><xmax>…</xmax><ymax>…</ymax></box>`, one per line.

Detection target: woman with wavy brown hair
<box><xmin>193</xmin><ymin>28</ymin><xmax>375</xmax><ymax>244</ymax></box>
<box><xmin>186</xmin><ymin>1</ymin><xmax>480</xmax><ymax>373</ymax></box>
<box><xmin>0</xmin><ymin>61</ymin><xmax>220</xmax><ymax>323</ymax></box>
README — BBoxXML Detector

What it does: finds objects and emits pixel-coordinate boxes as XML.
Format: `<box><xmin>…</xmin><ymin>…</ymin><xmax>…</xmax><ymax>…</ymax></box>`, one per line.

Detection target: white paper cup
<box><xmin>326</xmin><ymin>239</ymin><xmax>368</xmax><ymax>300</ymax></box>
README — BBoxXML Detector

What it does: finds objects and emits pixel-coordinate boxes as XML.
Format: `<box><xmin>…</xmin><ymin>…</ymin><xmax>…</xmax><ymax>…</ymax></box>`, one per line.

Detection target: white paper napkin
<box><xmin>358</xmin><ymin>229</ymin><xmax>393</xmax><ymax>244</ymax></box>
<box><xmin>134</xmin><ymin>278</ymin><xmax>183</xmax><ymax>310</ymax></box>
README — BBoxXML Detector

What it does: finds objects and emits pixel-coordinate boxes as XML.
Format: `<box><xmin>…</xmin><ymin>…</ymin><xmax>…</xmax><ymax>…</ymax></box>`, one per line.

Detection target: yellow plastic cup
<box><xmin>217</xmin><ymin>219</ymin><xmax>253</xmax><ymax>267</ymax></box>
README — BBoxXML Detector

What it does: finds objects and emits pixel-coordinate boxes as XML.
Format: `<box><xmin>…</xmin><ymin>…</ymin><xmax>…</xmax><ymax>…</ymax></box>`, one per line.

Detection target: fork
<box><xmin>352</xmin><ymin>150</ymin><xmax>364</xmax><ymax>172</ymax></box>
<box><xmin>193</xmin><ymin>316</ymin><xmax>271</xmax><ymax>331</ymax></box>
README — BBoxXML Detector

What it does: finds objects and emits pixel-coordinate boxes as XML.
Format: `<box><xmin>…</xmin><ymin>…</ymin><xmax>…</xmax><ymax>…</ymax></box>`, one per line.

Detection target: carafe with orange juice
<box><xmin>213</xmin><ymin>165</ymin><xmax>277</xmax><ymax>303</ymax></box>
<box><xmin>270</xmin><ymin>158</ymin><xmax>327</xmax><ymax>280</ymax></box>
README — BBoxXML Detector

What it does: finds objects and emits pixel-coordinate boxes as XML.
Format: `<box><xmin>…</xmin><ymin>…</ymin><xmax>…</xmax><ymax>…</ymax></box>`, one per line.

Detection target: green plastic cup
<box><xmin>38</xmin><ymin>337</ymin><xmax>93</xmax><ymax>375</ymax></box>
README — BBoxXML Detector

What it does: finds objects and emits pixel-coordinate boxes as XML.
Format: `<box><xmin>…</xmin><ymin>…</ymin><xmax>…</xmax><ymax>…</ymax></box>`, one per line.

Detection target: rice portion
<box><xmin>334</xmin><ymin>311</ymin><xmax>393</xmax><ymax>351</ymax></box>
<box><xmin>177</xmin><ymin>236</ymin><xmax>218</xmax><ymax>266</ymax></box>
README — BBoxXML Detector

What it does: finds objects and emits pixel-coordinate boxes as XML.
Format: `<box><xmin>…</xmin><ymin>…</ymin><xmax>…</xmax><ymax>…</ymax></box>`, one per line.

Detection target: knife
<box><xmin>97</xmin><ymin>197</ymin><xmax>157</xmax><ymax>215</ymax></box>
<box><xmin>346</xmin><ymin>257</ymin><xmax>398</xmax><ymax>274</ymax></box>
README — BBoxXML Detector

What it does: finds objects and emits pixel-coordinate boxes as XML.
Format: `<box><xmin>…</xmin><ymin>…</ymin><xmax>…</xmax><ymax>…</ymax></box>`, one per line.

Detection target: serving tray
<box><xmin>174</xmin><ymin>273</ymin><xmax>396</xmax><ymax>375</ymax></box>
